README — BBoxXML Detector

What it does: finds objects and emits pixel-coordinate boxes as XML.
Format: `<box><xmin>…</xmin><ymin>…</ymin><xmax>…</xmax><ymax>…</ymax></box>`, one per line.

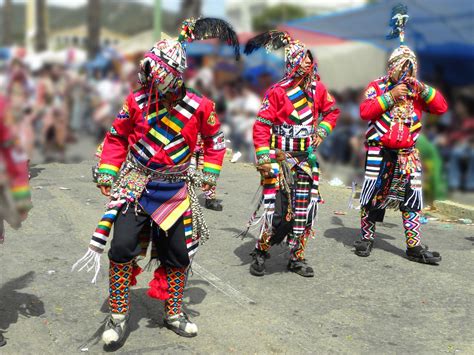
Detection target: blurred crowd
<box><xmin>0</xmin><ymin>48</ymin><xmax>473</xmax><ymax>207</ymax></box>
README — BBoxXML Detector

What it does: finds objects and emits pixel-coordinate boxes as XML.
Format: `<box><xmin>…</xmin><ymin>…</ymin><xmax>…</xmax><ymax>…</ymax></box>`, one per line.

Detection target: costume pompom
<box><xmin>147</xmin><ymin>266</ymin><xmax>170</xmax><ymax>300</ymax></box>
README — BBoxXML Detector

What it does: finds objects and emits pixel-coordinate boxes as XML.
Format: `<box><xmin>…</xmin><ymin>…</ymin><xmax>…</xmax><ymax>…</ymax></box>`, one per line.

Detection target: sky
<box><xmin>8</xmin><ymin>0</ymin><xmax>226</xmax><ymax>17</ymax></box>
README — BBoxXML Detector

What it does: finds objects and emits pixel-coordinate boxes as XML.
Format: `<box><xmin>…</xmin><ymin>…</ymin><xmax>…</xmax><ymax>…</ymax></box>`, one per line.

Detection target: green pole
<box><xmin>154</xmin><ymin>0</ymin><xmax>162</xmax><ymax>41</ymax></box>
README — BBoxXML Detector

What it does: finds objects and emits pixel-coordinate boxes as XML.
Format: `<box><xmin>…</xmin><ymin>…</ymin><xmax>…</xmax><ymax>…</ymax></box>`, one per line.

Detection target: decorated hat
<box><xmin>138</xmin><ymin>17</ymin><xmax>240</xmax><ymax>93</ymax></box>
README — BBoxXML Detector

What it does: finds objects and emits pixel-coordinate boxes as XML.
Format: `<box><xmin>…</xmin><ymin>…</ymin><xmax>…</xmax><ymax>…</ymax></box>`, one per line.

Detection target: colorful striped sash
<box><xmin>131</xmin><ymin>89</ymin><xmax>203</xmax><ymax>166</ymax></box>
<box><xmin>285</xmin><ymin>85</ymin><xmax>314</xmax><ymax>125</ymax></box>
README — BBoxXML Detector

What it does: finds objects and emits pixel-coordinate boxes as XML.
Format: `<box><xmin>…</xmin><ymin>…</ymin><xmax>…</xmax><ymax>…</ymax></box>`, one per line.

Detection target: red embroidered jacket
<box><xmin>0</xmin><ymin>96</ymin><xmax>31</xmax><ymax>207</ymax></box>
<box><xmin>98</xmin><ymin>88</ymin><xmax>225</xmax><ymax>184</ymax></box>
<box><xmin>360</xmin><ymin>78</ymin><xmax>448</xmax><ymax>149</ymax></box>
<box><xmin>253</xmin><ymin>80</ymin><xmax>340</xmax><ymax>161</ymax></box>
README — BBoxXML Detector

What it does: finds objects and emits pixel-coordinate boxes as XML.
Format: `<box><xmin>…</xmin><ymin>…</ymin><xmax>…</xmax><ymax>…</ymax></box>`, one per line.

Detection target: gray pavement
<box><xmin>1</xmin><ymin>160</ymin><xmax>473</xmax><ymax>354</ymax></box>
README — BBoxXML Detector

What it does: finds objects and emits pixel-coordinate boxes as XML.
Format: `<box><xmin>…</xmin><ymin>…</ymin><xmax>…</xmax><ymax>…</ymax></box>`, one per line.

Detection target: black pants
<box><xmin>269</xmin><ymin>190</ymin><xmax>293</xmax><ymax>245</ymax></box>
<box><xmin>108</xmin><ymin>207</ymin><xmax>190</xmax><ymax>268</ymax></box>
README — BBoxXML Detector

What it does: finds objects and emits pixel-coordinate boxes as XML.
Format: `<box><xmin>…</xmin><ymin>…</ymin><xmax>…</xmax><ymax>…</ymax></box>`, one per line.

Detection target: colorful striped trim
<box><xmin>422</xmin><ymin>86</ymin><xmax>436</xmax><ymax>104</ymax></box>
<box><xmin>377</xmin><ymin>95</ymin><xmax>389</xmax><ymax>111</ymax></box>
<box><xmin>98</xmin><ymin>163</ymin><xmax>120</xmax><ymax>176</ymax></box>
<box><xmin>256</xmin><ymin>146</ymin><xmax>270</xmax><ymax>157</ymax></box>
<box><xmin>256</xmin><ymin>117</ymin><xmax>272</xmax><ymax>126</ymax></box>
<box><xmin>11</xmin><ymin>186</ymin><xmax>31</xmax><ymax>200</ymax></box>
<box><xmin>318</xmin><ymin>121</ymin><xmax>333</xmax><ymax>135</ymax></box>
<box><xmin>203</xmin><ymin>162</ymin><xmax>222</xmax><ymax>175</ymax></box>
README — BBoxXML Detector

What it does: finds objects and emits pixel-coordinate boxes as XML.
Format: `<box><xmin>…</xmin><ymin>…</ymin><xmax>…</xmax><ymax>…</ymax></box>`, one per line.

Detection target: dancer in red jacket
<box><xmin>243</xmin><ymin>31</ymin><xmax>340</xmax><ymax>277</ymax></box>
<box><xmin>73</xmin><ymin>18</ymin><xmax>239</xmax><ymax>346</ymax></box>
<box><xmin>354</xmin><ymin>5</ymin><xmax>447</xmax><ymax>263</ymax></box>
<box><xmin>0</xmin><ymin>95</ymin><xmax>32</xmax><ymax>348</ymax></box>
<box><xmin>0</xmin><ymin>95</ymin><xmax>31</xmax><ymax>243</ymax></box>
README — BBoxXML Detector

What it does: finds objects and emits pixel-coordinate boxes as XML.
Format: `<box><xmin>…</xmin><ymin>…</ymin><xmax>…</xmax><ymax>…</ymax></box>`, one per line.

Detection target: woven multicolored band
<box><xmin>256</xmin><ymin>117</ymin><xmax>273</xmax><ymax>126</ymax></box>
<box><xmin>97</xmin><ymin>173</ymin><xmax>115</xmax><ymax>187</ymax></box>
<box><xmin>317</xmin><ymin>126</ymin><xmax>328</xmax><ymax>139</ymax></box>
<box><xmin>202</xmin><ymin>172</ymin><xmax>218</xmax><ymax>186</ymax></box>
<box><xmin>377</xmin><ymin>92</ymin><xmax>395</xmax><ymax>111</ymax></box>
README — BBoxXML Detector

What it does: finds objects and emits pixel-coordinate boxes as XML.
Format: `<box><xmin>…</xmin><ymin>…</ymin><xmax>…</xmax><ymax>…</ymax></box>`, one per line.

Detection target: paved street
<box><xmin>1</xmin><ymin>160</ymin><xmax>473</xmax><ymax>354</ymax></box>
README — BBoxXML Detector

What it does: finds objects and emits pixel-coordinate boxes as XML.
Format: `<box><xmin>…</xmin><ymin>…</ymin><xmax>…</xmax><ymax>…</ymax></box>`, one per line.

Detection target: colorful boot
<box><xmin>288</xmin><ymin>230</ymin><xmax>314</xmax><ymax>277</ymax></box>
<box><xmin>102</xmin><ymin>260</ymin><xmax>132</xmax><ymax>345</ymax></box>
<box><xmin>354</xmin><ymin>208</ymin><xmax>376</xmax><ymax>257</ymax></box>
<box><xmin>164</xmin><ymin>267</ymin><xmax>197</xmax><ymax>337</ymax></box>
<box><xmin>403</xmin><ymin>211</ymin><xmax>441</xmax><ymax>264</ymax></box>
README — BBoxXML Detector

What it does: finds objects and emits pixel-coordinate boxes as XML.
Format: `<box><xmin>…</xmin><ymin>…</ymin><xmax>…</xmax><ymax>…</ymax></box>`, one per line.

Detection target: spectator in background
<box><xmin>447</xmin><ymin>94</ymin><xmax>474</xmax><ymax>191</ymax></box>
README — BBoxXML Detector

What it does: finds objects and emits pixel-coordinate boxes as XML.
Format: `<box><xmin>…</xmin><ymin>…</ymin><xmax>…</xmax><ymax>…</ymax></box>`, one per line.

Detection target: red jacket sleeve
<box><xmin>98</xmin><ymin>93</ymin><xmax>135</xmax><ymax>179</ymax></box>
<box><xmin>420</xmin><ymin>85</ymin><xmax>448</xmax><ymax>115</ymax></box>
<box><xmin>253</xmin><ymin>87</ymin><xmax>279</xmax><ymax>164</ymax></box>
<box><xmin>315</xmin><ymin>81</ymin><xmax>340</xmax><ymax>136</ymax></box>
<box><xmin>360</xmin><ymin>81</ymin><xmax>394</xmax><ymax>121</ymax></box>
<box><xmin>199</xmin><ymin>98</ymin><xmax>225</xmax><ymax>185</ymax></box>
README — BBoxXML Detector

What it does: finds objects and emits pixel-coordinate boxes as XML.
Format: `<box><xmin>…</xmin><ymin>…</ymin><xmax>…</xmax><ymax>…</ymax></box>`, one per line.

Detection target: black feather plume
<box><xmin>191</xmin><ymin>18</ymin><xmax>240</xmax><ymax>60</ymax></box>
<box><xmin>387</xmin><ymin>3</ymin><xmax>409</xmax><ymax>43</ymax></box>
<box><xmin>244</xmin><ymin>31</ymin><xmax>291</xmax><ymax>55</ymax></box>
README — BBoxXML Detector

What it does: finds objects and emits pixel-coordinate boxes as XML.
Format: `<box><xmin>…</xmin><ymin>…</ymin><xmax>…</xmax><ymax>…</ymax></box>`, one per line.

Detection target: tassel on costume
<box><xmin>71</xmin><ymin>247</ymin><xmax>103</xmax><ymax>284</ymax></box>
<box><xmin>147</xmin><ymin>266</ymin><xmax>170</xmax><ymax>301</ymax></box>
<box><xmin>130</xmin><ymin>263</ymin><xmax>143</xmax><ymax>287</ymax></box>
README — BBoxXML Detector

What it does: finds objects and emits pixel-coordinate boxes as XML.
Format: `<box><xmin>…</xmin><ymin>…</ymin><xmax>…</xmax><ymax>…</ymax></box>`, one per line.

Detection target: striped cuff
<box><xmin>97</xmin><ymin>163</ymin><xmax>120</xmax><ymax>177</ymax></box>
<box><xmin>255</xmin><ymin>146</ymin><xmax>270</xmax><ymax>157</ymax></box>
<box><xmin>421</xmin><ymin>86</ymin><xmax>436</xmax><ymax>104</ymax></box>
<box><xmin>318</xmin><ymin>121</ymin><xmax>333</xmax><ymax>137</ymax></box>
<box><xmin>203</xmin><ymin>162</ymin><xmax>222</xmax><ymax>176</ymax></box>
<box><xmin>256</xmin><ymin>117</ymin><xmax>273</xmax><ymax>126</ymax></box>
<box><xmin>377</xmin><ymin>93</ymin><xmax>395</xmax><ymax>111</ymax></box>
<box><xmin>11</xmin><ymin>185</ymin><xmax>31</xmax><ymax>200</ymax></box>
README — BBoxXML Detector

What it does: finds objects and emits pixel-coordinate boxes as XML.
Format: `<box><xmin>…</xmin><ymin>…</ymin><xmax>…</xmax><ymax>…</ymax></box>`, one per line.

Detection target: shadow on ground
<box><xmin>324</xmin><ymin>216</ymin><xmax>405</xmax><ymax>258</ymax></box>
<box><xmin>0</xmin><ymin>271</ymin><xmax>45</xmax><ymax>339</ymax></box>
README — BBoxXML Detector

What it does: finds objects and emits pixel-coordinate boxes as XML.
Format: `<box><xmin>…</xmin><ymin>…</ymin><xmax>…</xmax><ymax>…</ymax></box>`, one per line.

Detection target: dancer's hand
<box><xmin>313</xmin><ymin>136</ymin><xmax>323</xmax><ymax>148</ymax></box>
<box><xmin>99</xmin><ymin>185</ymin><xmax>111</xmax><ymax>196</ymax></box>
<box><xmin>390</xmin><ymin>84</ymin><xmax>408</xmax><ymax>100</ymax></box>
<box><xmin>256</xmin><ymin>163</ymin><xmax>273</xmax><ymax>178</ymax></box>
<box><xmin>202</xmin><ymin>183</ymin><xmax>211</xmax><ymax>191</ymax></box>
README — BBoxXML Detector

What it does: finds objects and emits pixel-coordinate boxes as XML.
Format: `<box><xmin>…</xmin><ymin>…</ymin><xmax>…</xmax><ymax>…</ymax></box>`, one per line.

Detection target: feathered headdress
<box><xmin>386</xmin><ymin>3</ymin><xmax>409</xmax><ymax>44</ymax></box>
<box><xmin>243</xmin><ymin>30</ymin><xmax>293</xmax><ymax>55</ymax></box>
<box><xmin>178</xmin><ymin>17</ymin><xmax>240</xmax><ymax>60</ymax></box>
<box><xmin>244</xmin><ymin>30</ymin><xmax>313</xmax><ymax>80</ymax></box>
